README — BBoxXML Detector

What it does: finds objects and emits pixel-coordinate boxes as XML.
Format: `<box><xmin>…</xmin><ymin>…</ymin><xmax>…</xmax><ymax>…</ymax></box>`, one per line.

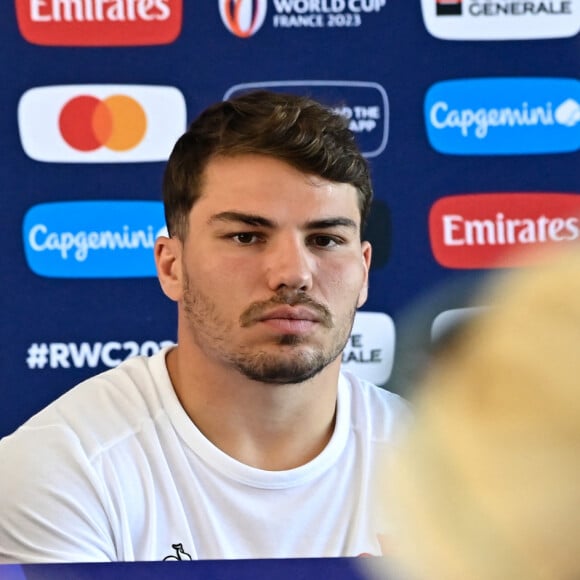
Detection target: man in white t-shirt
<box><xmin>0</xmin><ymin>90</ymin><xmax>406</xmax><ymax>563</ymax></box>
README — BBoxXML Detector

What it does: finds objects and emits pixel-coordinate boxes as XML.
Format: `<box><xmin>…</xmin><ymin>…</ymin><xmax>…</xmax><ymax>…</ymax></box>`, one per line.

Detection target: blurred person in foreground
<box><xmin>379</xmin><ymin>246</ymin><xmax>580</xmax><ymax>580</ymax></box>
<box><xmin>0</xmin><ymin>90</ymin><xmax>406</xmax><ymax>562</ymax></box>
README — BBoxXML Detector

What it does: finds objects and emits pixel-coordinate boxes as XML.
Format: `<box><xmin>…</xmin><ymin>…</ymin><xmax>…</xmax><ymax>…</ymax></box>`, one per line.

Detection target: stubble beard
<box><xmin>182</xmin><ymin>274</ymin><xmax>357</xmax><ymax>385</ymax></box>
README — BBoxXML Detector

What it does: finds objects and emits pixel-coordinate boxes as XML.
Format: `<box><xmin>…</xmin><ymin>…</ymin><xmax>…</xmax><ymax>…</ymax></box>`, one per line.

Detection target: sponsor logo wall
<box><xmin>1</xmin><ymin>1</ymin><xmax>578</xmax><ymax>436</ymax></box>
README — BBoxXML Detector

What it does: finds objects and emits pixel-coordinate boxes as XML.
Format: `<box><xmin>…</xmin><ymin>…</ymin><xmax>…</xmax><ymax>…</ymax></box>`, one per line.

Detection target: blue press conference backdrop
<box><xmin>1</xmin><ymin>1</ymin><xmax>579</xmax><ymax>438</ymax></box>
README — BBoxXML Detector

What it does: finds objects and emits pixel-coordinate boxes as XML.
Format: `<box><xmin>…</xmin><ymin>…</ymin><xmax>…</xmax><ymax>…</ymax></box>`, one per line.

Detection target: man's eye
<box><xmin>311</xmin><ymin>235</ymin><xmax>341</xmax><ymax>248</ymax></box>
<box><xmin>232</xmin><ymin>232</ymin><xmax>259</xmax><ymax>244</ymax></box>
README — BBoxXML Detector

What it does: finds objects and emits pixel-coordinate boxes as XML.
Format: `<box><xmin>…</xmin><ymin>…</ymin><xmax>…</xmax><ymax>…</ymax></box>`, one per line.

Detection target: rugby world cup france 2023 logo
<box><xmin>219</xmin><ymin>0</ymin><xmax>268</xmax><ymax>37</ymax></box>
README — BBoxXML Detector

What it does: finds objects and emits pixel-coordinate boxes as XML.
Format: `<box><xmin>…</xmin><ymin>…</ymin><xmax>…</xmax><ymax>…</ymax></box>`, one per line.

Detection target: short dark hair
<box><xmin>162</xmin><ymin>90</ymin><xmax>373</xmax><ymax>240</ymax></box>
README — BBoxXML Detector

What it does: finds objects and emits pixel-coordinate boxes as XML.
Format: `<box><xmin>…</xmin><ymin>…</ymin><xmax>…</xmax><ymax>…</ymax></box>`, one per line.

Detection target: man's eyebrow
<box><xmin>208</xmin><ymin>211</ymin><xmax>275</xmax><ymax>227</ymax></box>
<box><xmin>208</xmin><ymin>212</ymin><xmax>358</xmax><ymax>231</ymax></box>
<box><xmin>305</xmin><ymin>218</ymin><xmax>358</xmax><ymax>230</ymax></box>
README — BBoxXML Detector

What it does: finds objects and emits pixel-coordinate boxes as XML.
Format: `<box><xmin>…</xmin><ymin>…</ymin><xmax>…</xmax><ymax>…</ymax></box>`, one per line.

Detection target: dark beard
<box><xmin>231</xmin><ymin>336</ymin><xmax>345</xmax><ymax>384</ymax></box>
<box><xmin>234</xmin><ymin>289</ymin><xmax>353</xmax><ymax>384</ymax></box>
<box><xmin>182</xmin><ymin>274</ymin><xmax>356</xmax><ymax>385</ymax></box>
<box><xmin>230</xmin><ymin>316</ymin><xmax>357</xmax><ymax>384</ymax></box>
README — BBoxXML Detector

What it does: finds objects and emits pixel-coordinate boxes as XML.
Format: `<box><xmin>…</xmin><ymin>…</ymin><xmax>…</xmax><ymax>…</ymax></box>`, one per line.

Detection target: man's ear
<box><xmin>155</xmin><ymin>235</ymin><xmax>183</xmax><ymax>302</ymax></box>
<box><xmin>357</xmin><ymin>241</ymin><xmax>372</xmax><ymax>308</ymax></box>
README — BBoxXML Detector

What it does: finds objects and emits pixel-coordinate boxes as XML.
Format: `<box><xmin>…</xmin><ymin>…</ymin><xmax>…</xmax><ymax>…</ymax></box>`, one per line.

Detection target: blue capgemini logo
<box><xmin>425</xmin><ymin>78</ymin><xmax>580</xmax><ymax>155</ymax></box>
<box><xmin>23</xmin><ymin>201</ymin><xmax>166</xmax><ymax>278</ymax></box>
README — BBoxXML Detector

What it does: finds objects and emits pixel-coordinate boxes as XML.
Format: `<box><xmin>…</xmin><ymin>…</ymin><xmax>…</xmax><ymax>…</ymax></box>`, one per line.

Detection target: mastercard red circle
<box><xmin>59</xmin><ymin>96</ymin><xmax>106</xmax><ymax>151</ymax></box>
<box><xmin>58</xmin><ymin>94</ymin><xmax>147</xmax><ymax>152</ymax></box>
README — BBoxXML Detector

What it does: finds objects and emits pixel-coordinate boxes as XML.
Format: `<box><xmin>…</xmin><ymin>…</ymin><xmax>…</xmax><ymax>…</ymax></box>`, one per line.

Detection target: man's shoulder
<box><xmin>3</xmin><ymin>349</ymin><xmax>172</xmax><ymax>458</ymax></box>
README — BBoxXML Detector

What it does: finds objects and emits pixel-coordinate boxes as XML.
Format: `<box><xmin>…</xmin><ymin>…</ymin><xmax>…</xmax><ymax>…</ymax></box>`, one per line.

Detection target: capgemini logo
<box><xmin>23</xmin><ymin>201</ymin><xmax>166</xmax><ymax>278</ymax></box>
<box><xmin>219</xmin><ymin>0</ymin><xmax>268</xmax><ymax>38</ymax></box>
<box><xmin>424</xmin><ymin>78</ymin><xmax>580</xmax><ymax>155</ymax></box>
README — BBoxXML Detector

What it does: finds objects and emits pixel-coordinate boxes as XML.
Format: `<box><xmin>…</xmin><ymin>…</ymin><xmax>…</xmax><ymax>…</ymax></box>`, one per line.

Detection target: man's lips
<box><xmin>256</xmin><ymin>306</ymin><xmax>321</xmax><ymax>334</ymax></box>
<box><xmin>239</xmin><ymin>293</ymin><xmax>333</xmax><ymax>329</ymax></box>
<box><xmin>257</xmin><ymin>306</ymin><xmax>321</xmax><ymax>323</ymax></box>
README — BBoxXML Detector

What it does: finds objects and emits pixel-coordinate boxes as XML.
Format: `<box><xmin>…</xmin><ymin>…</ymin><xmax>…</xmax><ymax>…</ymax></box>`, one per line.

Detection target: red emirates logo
<box><xmin>429</xmin><ymin>193</ymin><xmax>580</xmax><ymax>269</ymax></box>
<box><xmin>15</xmin><ymin>0</ymin><xmax>182</xmax><ymax>46</ymax></box>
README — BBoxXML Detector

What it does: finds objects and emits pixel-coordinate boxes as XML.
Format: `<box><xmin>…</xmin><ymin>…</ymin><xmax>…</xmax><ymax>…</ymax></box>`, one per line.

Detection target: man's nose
<box><xmin>265</xmin><ymin>235</ymin><xmax>314</xmax><ymax>292</ymax></box>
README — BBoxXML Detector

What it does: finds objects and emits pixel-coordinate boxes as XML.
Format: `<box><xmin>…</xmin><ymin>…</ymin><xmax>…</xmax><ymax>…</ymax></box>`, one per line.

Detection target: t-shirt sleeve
<box><xmin>0</xmin><ymin>424</ymin><xmax>116</xmax><ymax>563</ymax></box>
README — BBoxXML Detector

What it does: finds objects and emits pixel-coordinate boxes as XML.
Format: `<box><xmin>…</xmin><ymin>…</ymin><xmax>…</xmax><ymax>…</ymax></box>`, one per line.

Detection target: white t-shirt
<box><xmin>0</xmin><ymin>349</ymin><xmax>406</xmax><ymax>563</ymax></box>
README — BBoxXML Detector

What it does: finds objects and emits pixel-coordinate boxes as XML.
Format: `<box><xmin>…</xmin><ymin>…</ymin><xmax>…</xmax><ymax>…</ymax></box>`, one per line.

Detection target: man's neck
<box><xmin>165</xmin><ymin>346</ymin><xmax>340</xmax><ymax>471</ymax></box>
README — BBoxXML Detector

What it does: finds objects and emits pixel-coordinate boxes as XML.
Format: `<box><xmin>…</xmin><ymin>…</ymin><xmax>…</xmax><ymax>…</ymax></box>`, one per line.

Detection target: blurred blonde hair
<box><xmin>384</xmin><ymin>245</ymin><xmax>580</xmax><ymax>580</ymax></box>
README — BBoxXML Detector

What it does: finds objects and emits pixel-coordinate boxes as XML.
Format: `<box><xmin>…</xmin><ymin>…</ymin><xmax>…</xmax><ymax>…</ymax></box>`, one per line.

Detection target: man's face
<box><xmin>175</xmin><ymin>153</ymin><xmax>371</xmax><ymax>384</ymax></box>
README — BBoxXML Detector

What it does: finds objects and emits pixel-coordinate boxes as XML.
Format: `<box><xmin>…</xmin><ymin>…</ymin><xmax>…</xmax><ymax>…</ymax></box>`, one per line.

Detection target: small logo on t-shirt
<box><xmin>163</xmin><ymin>543</ymin><xmax>192</xmax><ymax>560</ymax></box>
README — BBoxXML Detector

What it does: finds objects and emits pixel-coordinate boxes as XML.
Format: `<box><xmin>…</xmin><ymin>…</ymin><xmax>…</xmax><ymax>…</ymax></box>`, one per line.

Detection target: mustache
<box><xmin>239</xmin><ymin>290</ymin><xmax>332</xmax><ymax>328</ymax></box>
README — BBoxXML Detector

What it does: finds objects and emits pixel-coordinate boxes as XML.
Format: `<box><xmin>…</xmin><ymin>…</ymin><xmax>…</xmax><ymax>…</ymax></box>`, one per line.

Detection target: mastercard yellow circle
<box><xmin>99</xmin><ymin>95</ymin><xmax>147</xmax><ymax>151</ymax></box>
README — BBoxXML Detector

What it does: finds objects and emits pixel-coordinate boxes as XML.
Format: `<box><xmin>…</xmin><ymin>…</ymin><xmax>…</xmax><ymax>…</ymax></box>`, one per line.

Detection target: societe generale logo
<box><xmin>422</xmin><ymin>0</ymin><xmax>580</xmax><ymax>40</ymax></box>
<box><xmin>18</xmin><ymin>85</ymin><xmax>186</xmax><ymax>163</ymax></box>
<box><xmin>341</xmin><ymin>312</ymin><xmax>395</xmax><ymax>386</ymax></box>
<box><xmin>219</xmin><ymin>0</ymin><xmax>268</xmax><ymax>38</ymax></box>
<box><xmin>430</xmin><ymin>193</ymin><xmax>580</xmax><ymax>269</ymax></box>
<box><xmin>15</xmin><ymin>0</ymin><xmax>182</xmax><ymax>46</ymax></box>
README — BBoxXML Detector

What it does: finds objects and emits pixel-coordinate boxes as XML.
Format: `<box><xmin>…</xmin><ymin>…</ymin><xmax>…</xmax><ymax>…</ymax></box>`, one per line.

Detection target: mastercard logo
<box><xmin>59</xmin><ymin>95</ymin><xmax>147</xmax><ymax>152</ymax></box>
<box><xmin>219</xmin><ymin>0</ymin><xmax>268</xmax><ymax>38</ymax></box>
<box><xmin>18</xmin><ymin>84</ymin><xmax>186</xmax><ymax>163</ymax></box>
